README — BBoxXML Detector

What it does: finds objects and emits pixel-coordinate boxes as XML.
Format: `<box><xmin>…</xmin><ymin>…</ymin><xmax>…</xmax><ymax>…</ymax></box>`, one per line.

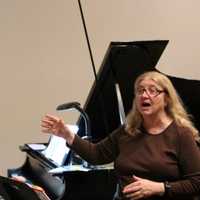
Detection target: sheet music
<box><xmin>48</xmin><ymin>163</ymin><xmax>114</xmax><ymax>174</ymax></box>
<box><xmin>26</xmin><ymin>144</ymin><xmax>46</xmax><ymax>151</ymax></box>
<box><xmin>41</xmin><ymin>124</ymin><xmax>78</xmax><ymax>166</ymax></box>
<box><xmin>48</xmin><ymin>165</ymin><xmax>90</xmax><ymax>174</ymax></box>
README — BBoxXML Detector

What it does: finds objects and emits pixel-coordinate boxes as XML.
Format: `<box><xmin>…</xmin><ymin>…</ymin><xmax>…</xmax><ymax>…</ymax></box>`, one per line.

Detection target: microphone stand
<box><xmin>57</xmin><ymin>102</ymin><xmax>91</xmax><ymax>138</ymax></box>
<box><xmin>56</xmin><ymin>102</ymin><xmax>91</xmax><ymax>167</ymax></box>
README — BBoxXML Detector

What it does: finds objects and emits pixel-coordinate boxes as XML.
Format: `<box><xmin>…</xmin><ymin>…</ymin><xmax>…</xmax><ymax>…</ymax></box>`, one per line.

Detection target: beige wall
<box><xmin>0</xmin><ymin>0</ymin><xmax>200</xmax><ymax>175</ymax></box>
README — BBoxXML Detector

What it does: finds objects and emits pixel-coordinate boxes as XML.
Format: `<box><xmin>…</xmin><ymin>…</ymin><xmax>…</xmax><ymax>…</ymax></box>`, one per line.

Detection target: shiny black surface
<box><xmin>77</xmin><ymin>40</ymin><xmax>169</xmax><ymax>140</ymax></box>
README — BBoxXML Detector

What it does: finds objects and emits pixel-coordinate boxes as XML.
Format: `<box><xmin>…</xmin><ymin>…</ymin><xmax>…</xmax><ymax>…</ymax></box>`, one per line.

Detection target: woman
<box><xmin>42</xmin><ymin>71</ymin><xmax>200</xmax><ymax>200</ymax></box>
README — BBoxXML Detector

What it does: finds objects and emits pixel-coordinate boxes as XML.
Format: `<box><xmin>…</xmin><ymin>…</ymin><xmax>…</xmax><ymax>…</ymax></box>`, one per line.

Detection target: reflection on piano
<box><xmin>7</xmin><ymin>40</ymin><xmax>200</xmax><ymax>199</ymax></box>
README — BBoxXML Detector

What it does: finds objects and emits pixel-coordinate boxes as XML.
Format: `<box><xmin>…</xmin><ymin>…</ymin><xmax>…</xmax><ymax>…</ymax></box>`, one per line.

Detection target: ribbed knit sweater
<box><xmin>70</xmin><ymin>121</ymin><xmax>200</xmax><ymax>200</ymax></box>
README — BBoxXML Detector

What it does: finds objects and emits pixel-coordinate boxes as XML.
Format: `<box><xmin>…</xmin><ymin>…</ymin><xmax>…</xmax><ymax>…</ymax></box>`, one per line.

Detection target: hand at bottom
<box><xmin>123</xmin><ymin>175</ymin><xmax>164</xmax><ymax>199</ymax></box>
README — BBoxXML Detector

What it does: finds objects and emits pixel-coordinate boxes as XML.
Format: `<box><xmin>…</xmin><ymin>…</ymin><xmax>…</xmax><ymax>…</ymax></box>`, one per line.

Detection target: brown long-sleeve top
<box><xmin>70</xmin><ymin>121</ymin><xmax>200</xmax><ymax>200</ymax></box>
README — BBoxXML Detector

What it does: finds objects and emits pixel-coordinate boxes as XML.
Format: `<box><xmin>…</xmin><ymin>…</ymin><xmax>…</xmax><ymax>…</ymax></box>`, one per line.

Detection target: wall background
<box><xmin>0</xmin><ymin>0</ymin><xmax>200</xmax><ymax>175</ymax></box>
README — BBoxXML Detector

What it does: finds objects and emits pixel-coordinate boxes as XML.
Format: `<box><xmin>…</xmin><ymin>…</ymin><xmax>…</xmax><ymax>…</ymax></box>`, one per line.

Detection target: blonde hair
<box><xmin>125</xmin><ymin>71</ymin><xmax>199</xmax><ymax>139</ymax></box>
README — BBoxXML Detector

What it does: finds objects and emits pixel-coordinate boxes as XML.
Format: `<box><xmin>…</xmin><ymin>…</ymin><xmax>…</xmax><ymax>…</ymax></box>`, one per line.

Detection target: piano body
<box><xmin>8</xmin><ymin>40</ymin><xmax>200</xmax><ymax>200</ymax></box>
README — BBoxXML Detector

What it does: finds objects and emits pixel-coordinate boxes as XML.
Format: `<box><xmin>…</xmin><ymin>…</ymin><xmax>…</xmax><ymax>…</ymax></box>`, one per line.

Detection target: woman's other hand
<box><xmin>123</xmin><ymin>175</ymin><xmax>164</xmax><ymax>199</ymax></box>
<box><xmin>41</xmin><ymin>114</ymin><xmax>75</xmax><ymax>145</ymax></box>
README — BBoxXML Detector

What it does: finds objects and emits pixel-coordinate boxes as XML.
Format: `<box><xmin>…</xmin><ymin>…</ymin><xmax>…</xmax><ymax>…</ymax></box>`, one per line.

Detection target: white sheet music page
<box><xmin>27</xmin><ymin>143</ymin><xmax>46</xmax><ymax>151</ymax></box>
<box><xmin>41</xmin><ymin>124</ymin><xmax>78</xmax><ymax>166</ymax></box>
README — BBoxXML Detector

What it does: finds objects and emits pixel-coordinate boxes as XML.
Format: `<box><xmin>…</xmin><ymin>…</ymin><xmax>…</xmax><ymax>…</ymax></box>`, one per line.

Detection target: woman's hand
<box><xmin>123</xmin><ymin>175</ymin><xmax>164</xmax><ymax>199</ymax></box>
<box><xmin>41</xmin><ymin>114</ymin><xmax>75</xmax><ymax>145</ymax></box>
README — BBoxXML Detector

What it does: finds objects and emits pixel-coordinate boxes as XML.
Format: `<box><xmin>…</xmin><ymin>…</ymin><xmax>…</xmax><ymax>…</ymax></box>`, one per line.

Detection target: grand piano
<box><xmin>6</xmin><ymin>40</ymin><xmax>200</xmax><ymax>200</ymax></box>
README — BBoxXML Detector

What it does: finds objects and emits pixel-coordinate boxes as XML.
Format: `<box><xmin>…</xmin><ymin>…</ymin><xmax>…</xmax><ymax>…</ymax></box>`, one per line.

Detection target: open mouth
<box><xmin>141</xmin><ymin>102</ymin><xmax>151</xmax><ymax>107</ymax></box>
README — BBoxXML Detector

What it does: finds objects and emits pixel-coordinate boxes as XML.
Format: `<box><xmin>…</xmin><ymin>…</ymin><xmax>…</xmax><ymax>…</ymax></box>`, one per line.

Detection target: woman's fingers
<box><xmin>126</xmin><ymin>190</ymin><xmax>143</xmax><ymax>199</ymax></box>
<box><xmin>123</xmin><ymin>176</ymin><xmax>148</xmax><ymax>199</ymax></box>
<box><xmin>123</xmin><ymin>185</ymin><xmax>140</xmax><ymax>195</ymax></box>
<box><xmin>41</xmin><ymin>119</ymin><xmax>53</xmax><ymax>127</ymax></box>
<box><xmin>123</xmin><ymin>181</ymin><xmax>140</xmax><ymax>193</ymax></box>
<box><xmin>45</xmin><ymin>114</ymin><xmax>60</xmax><ymax>122</ymax></box>
<box><xmin>41</xmin><ymin>115</ymin><xmax>63</xmax><ymax>134</ymax></box>
<box><xmin>41</xmin><ymin>114</ymin><xmax>71</xmax><ymax>140</ymax></box>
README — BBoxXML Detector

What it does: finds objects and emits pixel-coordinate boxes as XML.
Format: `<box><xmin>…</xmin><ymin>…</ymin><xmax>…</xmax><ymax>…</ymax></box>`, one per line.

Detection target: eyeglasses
<box><xmin>135</xmin><ymin>86</ymin><xmax>164</xmax><ymax>98</ymax></box>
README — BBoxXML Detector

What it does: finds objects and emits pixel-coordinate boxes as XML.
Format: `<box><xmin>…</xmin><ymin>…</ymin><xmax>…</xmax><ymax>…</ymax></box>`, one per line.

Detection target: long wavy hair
<box><xmin>125</xmin><ymin>71</ymin><xmax>199</xmax><ymax>139</ymax></box>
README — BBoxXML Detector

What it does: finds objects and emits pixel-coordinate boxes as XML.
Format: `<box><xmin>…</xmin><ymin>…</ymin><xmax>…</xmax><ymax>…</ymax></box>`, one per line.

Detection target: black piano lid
<box><xmin>77</xmin><ymin>40</ymin><xmax>169</xmax><ymax>140</ymax></box>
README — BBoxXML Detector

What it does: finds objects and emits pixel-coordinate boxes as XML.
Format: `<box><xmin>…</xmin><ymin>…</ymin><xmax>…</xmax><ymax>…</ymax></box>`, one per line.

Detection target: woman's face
<box><xmin>135</xmin><ymin>78</ymin><xmax>167</xmax><ymax>118</ymax></box>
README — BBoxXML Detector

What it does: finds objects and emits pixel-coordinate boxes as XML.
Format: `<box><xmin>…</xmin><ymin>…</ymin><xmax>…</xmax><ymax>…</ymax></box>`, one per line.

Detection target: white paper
<box><xmin>48</xmin><ymin>165</ymin><xmax>90</xmax><ymax>174</ymax></box>
<box><xmin>41</xmin><ymin>124</ymin><xmax>78</xmax><ymax>166</ymax></box>
<box><xmin>27</xmin><ymin>144</ymin><xmax>46</xmax><ymax>151</ymax></box>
